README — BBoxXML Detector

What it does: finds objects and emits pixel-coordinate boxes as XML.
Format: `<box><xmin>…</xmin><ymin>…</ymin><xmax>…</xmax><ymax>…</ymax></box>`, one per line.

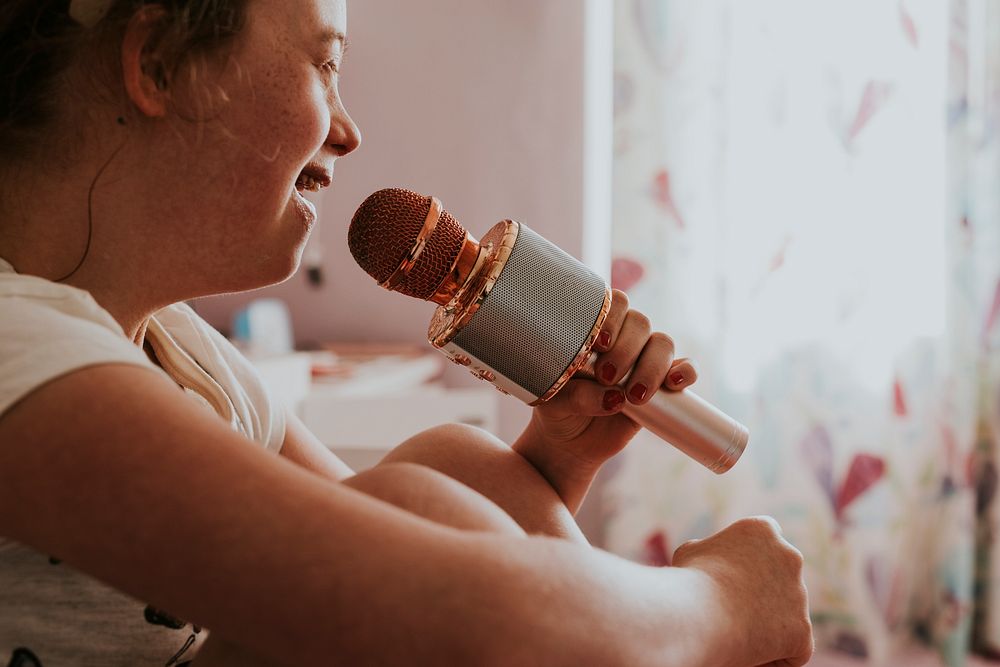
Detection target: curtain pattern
<box><xmin>605</xmin><ymin>1</ymin><xmax>1000</xmax><ymax>663</ymax></box>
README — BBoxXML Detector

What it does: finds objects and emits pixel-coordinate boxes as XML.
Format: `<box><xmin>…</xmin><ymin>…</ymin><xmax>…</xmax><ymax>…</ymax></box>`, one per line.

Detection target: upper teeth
<box><xmin>298</xmin><ymin>174</ymin><xmax>322</xmax><ymax>192</ymax></box>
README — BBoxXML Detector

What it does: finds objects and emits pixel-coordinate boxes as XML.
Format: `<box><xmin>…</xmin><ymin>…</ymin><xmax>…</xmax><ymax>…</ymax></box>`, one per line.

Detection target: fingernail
<box><xmin>670</xmin><ymin>372</ymin><xmax>686</xmax><ymax>385</ymax></box>
<box><xmin>597</xmin><ymin>331</ymin><xmax>612</xmax><ymax>349</ymax></box>
<box><xmin>603</xmin><ymin>390</ymin><xmax>626</xmax><ymax>411</ymax></box>
<box><xmin>629</xmin><ymin>383</ymin><xmax>648</xmax><ymax>402</ymax></box>
<box><xmin>601</xmin><ymin>363</ymin><xmax>617</xmax><ymax>383</ymax></box>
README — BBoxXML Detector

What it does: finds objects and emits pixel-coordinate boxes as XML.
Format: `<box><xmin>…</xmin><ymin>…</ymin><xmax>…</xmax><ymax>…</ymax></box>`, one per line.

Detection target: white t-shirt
<box><xmin>0</xmin><ymin>258</ymin><xmax>286</xmax><ymax>666</ymax></box>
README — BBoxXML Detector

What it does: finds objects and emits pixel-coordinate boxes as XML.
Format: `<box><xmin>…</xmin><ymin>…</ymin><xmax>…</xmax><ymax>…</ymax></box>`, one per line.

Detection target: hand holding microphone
<box><xmin>348</xmin><ymin>188</ymin><xmax>748</xmax><ymax>473</ymax></box>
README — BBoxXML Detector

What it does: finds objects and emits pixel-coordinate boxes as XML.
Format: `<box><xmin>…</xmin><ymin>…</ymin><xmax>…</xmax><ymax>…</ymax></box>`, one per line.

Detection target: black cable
<box><xmin>55</xmin><ymin>137</ymin><xmax>126</xmax><ymax>283</ymax></box>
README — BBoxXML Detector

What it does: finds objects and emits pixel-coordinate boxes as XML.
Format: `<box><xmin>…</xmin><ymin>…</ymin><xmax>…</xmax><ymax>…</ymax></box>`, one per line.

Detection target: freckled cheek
<box><xmin>229</xmin><ymin>110</ymin><xmax>326</xmax><ymax>217</ymax></box>
<box><xmin>287</xmin><ymin>97</ymin><xmax>331</xmax><ymax>156</ymax></box>
<box><xmin>214</xmin><ymin>77</ymin><xmax>328</xmax><ymax>209</ymax></box>
<box><xmin>257</xmin><ymin>94</ymin><xmax>329</xmax><ymax>171</ymax></box>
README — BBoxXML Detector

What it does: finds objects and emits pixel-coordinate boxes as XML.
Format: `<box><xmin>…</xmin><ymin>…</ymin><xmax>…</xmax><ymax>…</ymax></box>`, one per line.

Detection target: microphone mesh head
<box><xmin>349</xmin><ymin>188</ymin><xmax>466</xmax><ymax>300</ymax></box>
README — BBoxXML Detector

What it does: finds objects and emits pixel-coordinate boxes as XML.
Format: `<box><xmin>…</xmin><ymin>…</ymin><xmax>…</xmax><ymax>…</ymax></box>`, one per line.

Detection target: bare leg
<box><xmin>379</xmin><ymin>423</ymin><xmax>588</xmax><ymax>543</ymax></box>
<box><xmin>340</xmin><ymin>461</ymin><xmax>526</xmax><ymax>536</ymax></box>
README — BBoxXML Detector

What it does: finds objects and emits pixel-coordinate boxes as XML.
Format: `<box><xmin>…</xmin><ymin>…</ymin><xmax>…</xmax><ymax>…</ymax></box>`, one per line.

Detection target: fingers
<box><xmin>545</xmin><ymin>378</ymin><xmax>628</xmax><ymax>418</ymax></box>
<box><xmin>670</xmin><ymin>537</ymin><xmax>702</xmax><ymax>567</ymax></box>
<box><xmin>751</xmin><ymin>515</ymin><xmax>783</xmax><ymax>537</ymax></box>
<box><xmin>674</xmin><ymin>516</ymin><xmax>792</xmax><ymax>564</ymax></box>
<box><xmin>676</xmin><ymin>515</ymin><xmax>813</xmax><ymax>667</ymax></box>
<box><xmin>595</xmin><ymin>310</ymin><xmax>660</xmax><ymax>391</ymax></box>
<box><xmin>617</xmin><ymin>331</ymin><xmax>673</xmax><ymax>404</ymax></box>
<box><xmin>664</xmin><ymin>357</ymin><xmax>698</xmax><ymax>391</ymax></box>
<box><xmin>592</xmin><ymin>288</ymin><xmax>631</xmax><ymax>353</ymax></box>
<box><xmin>593</xmin><ymin>291</ymin><xmax>661</xmax><ymax>389</ymax></box>
<box><xmin>591</xmin><ymin>289</ymin><xmax>698</xmax><ymax>406</ymax></box>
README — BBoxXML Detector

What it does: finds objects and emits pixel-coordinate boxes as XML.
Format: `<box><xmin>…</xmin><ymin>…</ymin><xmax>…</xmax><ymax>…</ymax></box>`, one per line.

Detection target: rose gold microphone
<box><xmin>348</xmin><ymin>188</ymin><xmax>748</xmax><ymax>473</ymax></box>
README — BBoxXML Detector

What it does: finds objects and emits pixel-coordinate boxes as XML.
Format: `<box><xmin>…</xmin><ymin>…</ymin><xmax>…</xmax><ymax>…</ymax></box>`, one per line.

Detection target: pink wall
<box><xmin>195</xmin><ymin>0</ymin><xmax>609</xmax><ymax>539</ymax></box>
<box><xmin>195</xmin><ymin>0</ymin><xmax>589</xmax><ymax>448</ymax></box>
<box><xmin>196</xmin><ymin>0</ymin><xmax>587</xmax><ymax>349</ymax></box>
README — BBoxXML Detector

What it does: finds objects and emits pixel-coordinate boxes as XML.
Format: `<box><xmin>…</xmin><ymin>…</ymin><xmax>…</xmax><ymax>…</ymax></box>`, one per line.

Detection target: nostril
<box><xmin>329</xmin><ymin>119</ymin><xmax>362</xmax><ymax>156</ymax></box>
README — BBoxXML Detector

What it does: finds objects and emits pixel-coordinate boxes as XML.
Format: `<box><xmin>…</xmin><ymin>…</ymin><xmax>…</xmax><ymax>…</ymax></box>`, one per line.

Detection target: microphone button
<box><xmin>475</xmin><ymin>369</ymin><xmax>496</xmax><ymax>383</ymax></box>
<box><xmin>451</xmin><ymin>353</ymin><xmax>473</xmax><ymax>367</ymax></box>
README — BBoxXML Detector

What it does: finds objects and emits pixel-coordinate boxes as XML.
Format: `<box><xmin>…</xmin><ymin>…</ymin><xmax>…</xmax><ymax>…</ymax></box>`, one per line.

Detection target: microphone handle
<box><xmin>622</xmin><ymin>388</ymin><xmax>748</xmax><ymax>474</ymax></box>
<box><xmin>580</xmin><ymin>358</ymin><xmax>748</xmax><ymax>474</ymax></box>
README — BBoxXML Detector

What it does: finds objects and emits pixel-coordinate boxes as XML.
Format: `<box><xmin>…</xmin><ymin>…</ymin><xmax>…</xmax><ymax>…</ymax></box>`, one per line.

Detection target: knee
<box><xmin>383</xmin><ymin>423</ymin><xmax>510</xmax><ymax>468</ymax></box>
<box><xmin>343</xmin><ymin>461</ymin><xmax>525</xmax><ymax>537</ymax></box>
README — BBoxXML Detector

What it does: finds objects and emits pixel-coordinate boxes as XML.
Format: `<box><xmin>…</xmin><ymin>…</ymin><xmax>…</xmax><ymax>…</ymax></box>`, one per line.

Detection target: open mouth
<box><xmin>295</xmin><ymin>163</ymin><xmax>333</xmax><ymax>194</ymax></box>
<box><xmin>296</xmin><ymin>174</ymin><xmax>322</xmax><ymax>193</ymax></box>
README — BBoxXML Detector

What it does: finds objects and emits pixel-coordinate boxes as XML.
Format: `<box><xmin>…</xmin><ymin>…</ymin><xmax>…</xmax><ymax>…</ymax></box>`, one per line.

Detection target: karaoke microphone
<box><xmin>348</xmin><ymin>188</ymin><xmax>748</xmax><ymax>473</ymax></box>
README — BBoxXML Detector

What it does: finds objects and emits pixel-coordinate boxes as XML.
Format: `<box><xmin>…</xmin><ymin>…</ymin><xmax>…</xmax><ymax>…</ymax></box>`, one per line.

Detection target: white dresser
<box><xmin>251</xmin><ymin>350</ymin><xmax>500</xmax><ymax>471</ymax></box>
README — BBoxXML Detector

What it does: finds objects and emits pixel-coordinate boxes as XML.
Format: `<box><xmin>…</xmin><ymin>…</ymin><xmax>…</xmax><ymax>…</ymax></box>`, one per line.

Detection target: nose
<box><xmin>327</xmin><ymin>101</ymin><xmax>362</xmax><ymax>157</ymax></box>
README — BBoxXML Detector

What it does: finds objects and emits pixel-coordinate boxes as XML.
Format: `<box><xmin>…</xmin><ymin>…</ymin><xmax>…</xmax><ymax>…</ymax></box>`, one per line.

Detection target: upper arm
<box><xmin>0</xmin><ymin>363</ymin><xmax>470</xmax><ymax>664</ymax></box>
<box><xmin>279</xmin><ymin>408</ymin><xmax>355</xmax><ymax>481</ymax></box>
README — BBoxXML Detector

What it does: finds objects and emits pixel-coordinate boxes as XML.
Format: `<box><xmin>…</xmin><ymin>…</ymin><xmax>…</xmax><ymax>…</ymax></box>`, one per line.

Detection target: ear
<box><xmin>120</xmin><ymin>6</ymin><xmax>171</xmax><ymax>118</ymax></box>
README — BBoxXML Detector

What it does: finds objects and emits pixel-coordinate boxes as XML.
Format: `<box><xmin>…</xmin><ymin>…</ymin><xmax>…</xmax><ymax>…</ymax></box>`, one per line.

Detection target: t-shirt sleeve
<box><xmin>0</xmin><ymin>293</ymin><xmax>156</xmax><ymax>419</ymax></box>
<box><xmin>154</xmin><ymin>303</ymin><xmax>287</xmax><ymax>452</ymax></box>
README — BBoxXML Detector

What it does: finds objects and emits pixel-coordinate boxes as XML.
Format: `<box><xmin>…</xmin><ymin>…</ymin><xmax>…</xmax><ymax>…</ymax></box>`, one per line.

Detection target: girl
<box><xmin>0</xmin><ymin>1</ymin><xmax>813</xmax><ymax>665</ymax></box>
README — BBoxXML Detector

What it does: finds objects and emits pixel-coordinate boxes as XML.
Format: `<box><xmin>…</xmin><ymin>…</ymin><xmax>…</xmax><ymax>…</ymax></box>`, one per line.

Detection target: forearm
<box><xmin>511</xmin><ymin>422</ymin><xmax>601</xmax><ymax>515</ymax></box>
<box><xmin>195</xmin><ymin>520</ymin><xmax>732</xmax><ymax>667</ymax></box>
<box><xmin>453</xmin><ymin>533</ymin><xmax>736</xmax><ymax>667</ymax></box>
<box><xmin>200</xmin><ymin>525</ymin><xmax>734</xmax><ymax>667</ymax></box>
<box><xmin>140</xmin><ymin>472</ymin><xmax>730</xmax><ymax>667</ymax></box>
<box><xmin>186</xmin><ymin>457</ymin><xmax>733</xmax><ymax>667</ymax></box>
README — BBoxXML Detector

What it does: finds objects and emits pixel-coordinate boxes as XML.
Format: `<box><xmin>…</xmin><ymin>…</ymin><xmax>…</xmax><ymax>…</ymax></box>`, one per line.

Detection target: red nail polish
<box><xmin>597</xmin><ymin>331</ymin><xmax>612</xmax><ymax>349</ymax></box>
<box><xmin>603</xmin><ymin>390</ymin><xmax>625</xmax><ymax>411</ymax></box>
<box><xmin>670</xmin><ymin>372</ymin><xmax>686</xmax><ymax>385</ymax></box>
<box><xmin>601</xmin><ymin>363</ymin><xmax>617</xmax><ymax>383</ymax></box>
<box><xmin>629</xmin><ymin>384</ymin><xmax>648</xmax><ymax>402</ymax></box>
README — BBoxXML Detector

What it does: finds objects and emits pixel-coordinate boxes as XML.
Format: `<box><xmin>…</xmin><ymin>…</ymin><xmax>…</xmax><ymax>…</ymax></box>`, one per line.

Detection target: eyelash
<box><xmin>321</xmin><ymin>60</ymin><xmax>340</xmax><ymax>74</ymax></box>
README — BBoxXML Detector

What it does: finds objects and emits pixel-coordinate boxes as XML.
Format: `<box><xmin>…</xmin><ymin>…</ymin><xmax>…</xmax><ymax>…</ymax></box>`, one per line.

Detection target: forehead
<box><xmin>248</xmin><ymin>0</ymin><xmax>347</xmax><ymax>46</ymax></box>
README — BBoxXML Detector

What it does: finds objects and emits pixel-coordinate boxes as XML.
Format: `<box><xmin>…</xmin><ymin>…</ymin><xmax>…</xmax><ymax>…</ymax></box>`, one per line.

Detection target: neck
<box><xmin>0</xmin><ymin>139</ymin><xmax>186</xmax><ymax>346</ymax></box>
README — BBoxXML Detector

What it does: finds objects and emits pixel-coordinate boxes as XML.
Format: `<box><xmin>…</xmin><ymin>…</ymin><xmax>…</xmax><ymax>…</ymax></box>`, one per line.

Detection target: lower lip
<box><xmin>293</xmin><ymin>188</ymin><xmax>318</xmax><ymax>228</ymax></box>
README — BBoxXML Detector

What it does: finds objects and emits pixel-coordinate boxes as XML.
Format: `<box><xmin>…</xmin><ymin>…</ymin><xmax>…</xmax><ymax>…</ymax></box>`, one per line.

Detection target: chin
<box><xmin>259</xmin><ymin>246</ymin><xmax>306</xmax><ymax>288</ymax></box>
<box><xmin>207</xmin><ymin>204</ymin><xmax>312</xmax><ymax>292</ymax></box>
<box><xmin>210</xmin><ymin>245</ymin><xmax>306</xmax><ymax>296</ymax></box>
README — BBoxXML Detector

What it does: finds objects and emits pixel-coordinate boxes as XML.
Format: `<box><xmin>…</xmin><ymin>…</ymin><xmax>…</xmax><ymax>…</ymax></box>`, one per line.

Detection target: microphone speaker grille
<box><xmin>451</xmin><ymin>224</ymin><xmax>607</xmax><ymax>398</ymax></box>
<box><xmin>348</xmin><ymin>188</ymin><xmax>428</xmax><ymax>284</ymax></box>
<box><xmin>403</xmin><ymin>209</ymin><xmax>465</xmax><ymax>300</ymax></box>
<box><xmin>348</xmin><ymin>188</ymin><xmax>466</xmax><ymax>300</ymax></box>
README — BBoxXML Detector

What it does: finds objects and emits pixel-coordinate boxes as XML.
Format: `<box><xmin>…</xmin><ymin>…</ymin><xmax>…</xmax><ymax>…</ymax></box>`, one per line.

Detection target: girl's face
<box><xmin>146</xmin><ymin>0</ymin><xmax>360</xmax><ymax>291</ymax></box>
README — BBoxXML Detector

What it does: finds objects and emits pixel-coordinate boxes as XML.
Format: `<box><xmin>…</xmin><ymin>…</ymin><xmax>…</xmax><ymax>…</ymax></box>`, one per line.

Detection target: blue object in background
<box><xmin>231</xmin><ymin>298</ymin><xmax>294</xmax><ymax>356</ymax></box>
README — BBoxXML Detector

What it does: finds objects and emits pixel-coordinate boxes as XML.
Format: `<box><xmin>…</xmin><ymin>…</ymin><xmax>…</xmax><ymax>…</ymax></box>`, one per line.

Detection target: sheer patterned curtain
<box><xmin>604</xmin><ymin>0</ymin><xmax>1000</xmax><ymax>663</ymax></box>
